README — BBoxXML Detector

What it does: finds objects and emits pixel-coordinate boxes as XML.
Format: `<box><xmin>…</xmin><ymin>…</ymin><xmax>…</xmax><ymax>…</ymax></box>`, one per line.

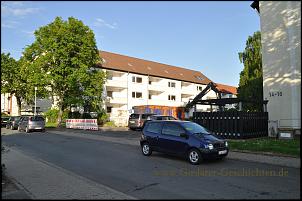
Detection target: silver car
<box><xmin>128</xmin><ymin>113</ymin><xmax>156</xmax><ymax>130</ymax></box>
<box><xmin>18</xmin><ymin>116</ymin><xmax>45</xmax><ymax>133</ymax></box>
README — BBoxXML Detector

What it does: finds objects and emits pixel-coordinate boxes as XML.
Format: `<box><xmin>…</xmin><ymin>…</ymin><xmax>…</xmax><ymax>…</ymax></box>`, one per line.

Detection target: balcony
<box><xmin>105</xmin><ymin>79</ymin><xmax>127</xmax><ymax>90</ymax></box>
<box><xmin>181</xmin><ymin>86</ymin><xmax>195</xmax><ymax>96</ymax></box>
<box><xmin>106</xmin><ymin>97</ymin><xmax>127</xmax><ymax>105</ymax></box>
<box><xmin>148</xmin><ymin>83</ymin><xmax>165</xmax><ymax>93</ymax></box>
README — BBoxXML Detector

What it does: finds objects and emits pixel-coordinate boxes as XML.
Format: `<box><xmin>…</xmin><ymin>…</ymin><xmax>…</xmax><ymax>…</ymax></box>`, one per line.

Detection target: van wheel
<box><xmin>142</xmin><ymin>142</ymin><xmax>152</xmax><ymax>156</ymax></box>
<box><xmin>25</xmin><ymin>126</ymin><xmax>30</xmax><ymax>133</ymax></box>
<box><xmin>188</xmin><ymin>148</ymin><xmax>202</xmax><ymax>165</ymax></box>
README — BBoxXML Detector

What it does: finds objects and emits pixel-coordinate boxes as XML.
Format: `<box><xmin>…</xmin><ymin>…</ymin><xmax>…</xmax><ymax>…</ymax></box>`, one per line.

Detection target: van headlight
<box><xmin>225</xmin><ymin>141</ymin><xmax>228</xmax><ymax>147</ymax></box>
<box><xmin>208</xmin><ymin>144</ymin><xmax>214</xmax><ymax>150</ymax></box>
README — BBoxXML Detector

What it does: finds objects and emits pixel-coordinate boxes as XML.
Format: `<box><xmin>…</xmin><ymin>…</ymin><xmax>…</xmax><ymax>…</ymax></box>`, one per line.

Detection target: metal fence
<box><xmin>193</xmin><ymin>111</ymin><xmax>268</xmax><ymax>139</ymax></box>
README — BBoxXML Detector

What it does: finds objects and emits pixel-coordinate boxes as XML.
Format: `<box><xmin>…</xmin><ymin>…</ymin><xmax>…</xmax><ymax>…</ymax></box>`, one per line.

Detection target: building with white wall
<box><xmin>252</xmin><ymin>1</ymin><xmax>301</xmax><ymax>136</ymax></box>
<box><xmin>99</xmin><ymin>51</ymin><xmax>237</xmax><ymax>126</ymax></box>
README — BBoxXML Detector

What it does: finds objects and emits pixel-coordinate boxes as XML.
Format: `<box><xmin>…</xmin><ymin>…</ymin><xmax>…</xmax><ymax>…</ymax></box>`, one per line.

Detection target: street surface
<box><xmin>1</xmin><ymin>128</ymin><xmax>300</xmax><ymax>199</ymax></box>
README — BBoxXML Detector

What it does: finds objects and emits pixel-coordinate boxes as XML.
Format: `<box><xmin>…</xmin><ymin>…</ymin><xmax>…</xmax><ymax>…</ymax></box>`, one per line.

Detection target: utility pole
<box><xmin>34</xmin><ymin>87</ymin><xmax>37</xmax><ymax>116</ymax></box>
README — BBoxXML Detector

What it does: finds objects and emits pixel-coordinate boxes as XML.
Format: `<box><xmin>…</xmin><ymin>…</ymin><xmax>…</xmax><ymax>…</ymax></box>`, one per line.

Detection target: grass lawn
<box><xmin>45</xmin><ymin>122</ymin><xmax>66</xmax><ymax>128</ymax></box>
<box><xmin>228</xmin><ymin>137</ymin><xmax>300</xmax><ymax>157</ymax></box>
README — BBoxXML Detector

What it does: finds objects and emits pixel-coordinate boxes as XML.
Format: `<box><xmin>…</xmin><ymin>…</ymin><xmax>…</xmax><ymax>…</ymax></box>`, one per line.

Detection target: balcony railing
<box><xmin>181</xmin><ymin>86</ymin><xmax>195</xmax><ymax>95</ymax></box>
<box><xmin>105</xmin><ymin>79</ymin><xmax>127</xmax><ymax>88</ymax></box>
<box><xmin>106</xmin><ymin>97</ymin><xmax>127</xmax><ymax>104</ymax></box>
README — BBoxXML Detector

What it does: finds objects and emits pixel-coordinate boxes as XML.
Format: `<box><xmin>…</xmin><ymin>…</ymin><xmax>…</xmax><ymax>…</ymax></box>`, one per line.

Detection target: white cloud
<box><xmin>1</xmin><ymin>20</ymin><xmax>18</xmax><ymax>28</ymax></box>
<box><xmin>94</xmin><ymin>18</ymin><xmax>118</xmax><ymax>29</ymax></box>
<box><xmin>22</xmin><ymin>30</ymin><xmax>35</xmax><ymax>37</ymax></box>
<box><xmin>1</xmin><ymin>1</ymin><xmax>41</xmax><ymax>17</ymax></box>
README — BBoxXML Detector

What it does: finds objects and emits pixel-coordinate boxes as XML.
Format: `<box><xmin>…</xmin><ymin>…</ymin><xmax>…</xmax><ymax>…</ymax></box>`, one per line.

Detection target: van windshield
<box><xmin>129</xmin><ymin>114</ymin><xmax>140</xmax><ymax>119</ymax></box>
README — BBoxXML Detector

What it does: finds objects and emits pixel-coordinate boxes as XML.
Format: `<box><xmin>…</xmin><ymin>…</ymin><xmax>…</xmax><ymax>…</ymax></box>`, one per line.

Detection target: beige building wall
<box><xmin>259</xmin><ymin>1</ymin><xmax>301</xmax><ymax>133</ymax></box>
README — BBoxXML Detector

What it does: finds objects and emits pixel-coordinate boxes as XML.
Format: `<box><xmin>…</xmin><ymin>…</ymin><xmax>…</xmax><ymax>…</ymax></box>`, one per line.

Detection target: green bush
<box><xmin>97</xmin><ymin>110</ymin><xmax>109</xmax><ymax>125</ymax></box>
<box><xmin>44</xmin><ymin>108</ymin><xmax>69</xmax><ymax>123</ymax></box>
<box><xmin>44</xmin><ymin>109</ymin><xmax>59</xmax><ymax>123</ymax></box>
<box><xmin>68</xmin><ymin>111</ymin><xmax>81</xmax><ymax>119</ymax></box>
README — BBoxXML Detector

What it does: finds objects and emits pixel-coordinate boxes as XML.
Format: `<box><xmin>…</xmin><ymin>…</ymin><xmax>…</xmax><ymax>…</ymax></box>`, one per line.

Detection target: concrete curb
<box><xmin>99</xmin><ymin>127</ymin><xmax>129</xmax><ymax>131</ymax></box>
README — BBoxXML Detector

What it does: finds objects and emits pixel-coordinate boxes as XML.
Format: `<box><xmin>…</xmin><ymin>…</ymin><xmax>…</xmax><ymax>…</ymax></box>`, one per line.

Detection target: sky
<box><xmin>1</xmin><ymin>1</ymin><xmax>260</xmax><ymax>87</ymax></box>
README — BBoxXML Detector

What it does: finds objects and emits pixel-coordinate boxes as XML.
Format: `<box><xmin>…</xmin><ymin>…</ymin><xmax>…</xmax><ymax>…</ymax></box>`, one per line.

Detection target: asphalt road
<box><xmin>1</xmin><ymin>128</ymin><xmax>300</xmax><ymax>199</ymax></box>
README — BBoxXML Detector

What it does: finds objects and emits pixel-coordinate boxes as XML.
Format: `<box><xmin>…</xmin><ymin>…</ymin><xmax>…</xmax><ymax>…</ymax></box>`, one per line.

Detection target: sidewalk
<box><xmin>47</xmin><ymin>129</ymin><xmax>301</xmax><ymax>168</ymax></box>
<box><xmin>2</xmin><ymin>146</ymin><xmax>136</xmax><ymax>200</ymax></box>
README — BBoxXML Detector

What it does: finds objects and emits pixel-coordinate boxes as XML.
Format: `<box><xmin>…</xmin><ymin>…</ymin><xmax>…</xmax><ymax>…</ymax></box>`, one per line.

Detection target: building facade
<box><xmin>100</xmin><ymin>51</ymin><xmax>237</xmax><ymax>126</ymax></box>
<box><xmin>257</xmin><ymin>1</ymin><xmax>301</xmax><ymax>136</ymax></box>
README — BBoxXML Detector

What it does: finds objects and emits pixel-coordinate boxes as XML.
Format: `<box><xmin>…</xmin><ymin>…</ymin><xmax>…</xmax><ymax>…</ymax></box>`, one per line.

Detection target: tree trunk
<box><xmin>57</xmin><ymin>104</ymin><xmax>64</xmax><ymax>128</ymax></box>
<box><xmin>16</xmin><ymin>96</ymin><xmax>22</xmax><ymax>116</ymax></box>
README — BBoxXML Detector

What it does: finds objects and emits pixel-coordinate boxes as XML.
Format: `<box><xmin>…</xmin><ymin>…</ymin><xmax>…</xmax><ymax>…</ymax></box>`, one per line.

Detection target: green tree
<box><xmin>238</xmin><ymin>31</ymin><xmax>263</xmax><ymax>111</ymax></box>
<box><xmin>22</xmin><ymin>17</ymin><xmax>106</xmax><ymax>127</ymax></box>
<box><xmin>1</xmin><ymin>53</ymin><xmax>26</xmax><ymax>115</ymax></box>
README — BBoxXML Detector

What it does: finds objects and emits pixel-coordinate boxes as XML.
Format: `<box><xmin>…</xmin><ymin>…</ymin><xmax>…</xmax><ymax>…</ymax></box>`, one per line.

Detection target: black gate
<box><xmin>193</xmin><ymin>111</ymin><xmax>268</xmax><ymax>139</ymax></box>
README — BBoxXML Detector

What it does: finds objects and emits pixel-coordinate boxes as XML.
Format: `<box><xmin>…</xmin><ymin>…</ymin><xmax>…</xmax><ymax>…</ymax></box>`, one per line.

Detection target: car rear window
<box><xmin>145</xmin><ymin>122</ymin><xmax>163</xmax><ymax>133</ymax></box>
<box><xmin>29</xmin><ymin>116</ymin><xmax>45</xmax><ymax>121</ymax></box>
<box><xmin>130</xmin><ymin>114</ymin><xmax>140</xmax><ymax>119</ymax></box>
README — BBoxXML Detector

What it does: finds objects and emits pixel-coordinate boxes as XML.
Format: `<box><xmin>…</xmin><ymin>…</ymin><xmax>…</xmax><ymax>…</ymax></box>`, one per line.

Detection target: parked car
<box><xmin>128</xmin><ymin>113</ymin><xmax>156</xmax><ymax>130</ymax></box>
<box><xmin>6</xmin><ymin>116</ymin><xmax>21</xmax><ymax>130</ymax></box>
<box><xmin>147</xmin><ymin>115</ymin><xmax>177</xmax><ymax>121</ymax></box>
<box><xmin>18</xmin><ymin>116</ymin><xmax>45</xmax><ymax>133</ymax></box>
<box><xmin>140</xmin><ymin>120</ymin><xmax>229</xmax><ymax>165</ymax></box>
<box><xmin>1</xmin><ymin>116</ymin><xmax>10</xmax><ymax>127</ymax></box>
<box><xmin>142</xmin><ymin>115</ymin><xmax>177</xmax><ymax>128</ymax></box>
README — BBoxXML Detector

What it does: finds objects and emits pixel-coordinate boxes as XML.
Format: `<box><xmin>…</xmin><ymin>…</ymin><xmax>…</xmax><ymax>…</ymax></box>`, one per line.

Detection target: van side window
<box><xmin>145</xmin><ymin>122</ymin><xmax>162</xmax><ymax>133</ymax></box>
<box><xmin>162</xmin><ymin>123</ymin><xmax>185</xmax><ymax>137</ymax></box>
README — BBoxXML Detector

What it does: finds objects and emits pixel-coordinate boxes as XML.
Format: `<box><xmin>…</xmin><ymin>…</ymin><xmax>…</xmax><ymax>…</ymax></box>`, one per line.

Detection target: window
<box><xmin>145</xmin><ymin>122</ymin><xmax>163</xmax><ymax>133</ymax></box>
<box><xmin>132</xmin><ymin>76</ymin><xmax>142</xmax><ymax>83</ymax></box>
<box><xmin>162</xmin><ymin>123</ymin><xmax>185</xmax><ymax>137</ymax></box>
<box><xmin>149</xmin><ymin>94</ymin><xmax>152</xmax><ymax>99</ymax></box>
<box><xmin>168</xmin><ymin>95</ymin><xmax>176</xmax><ymax>101</ymax></box>
<box><xmin>132</xmin><ymin>92</ymin><xmax>142</xmax><ymax>98</ymax></box>
<box><xmin>149</xmin><ymin>80</ymin><xmax>152</xmax><ymax>85</ymax></box>
<box><xmin>107</xmin><ymin>107</ymin><xmax>112</xmax><ymax>113</ymax></box>
<box><xmin>168</xmin><ymin>82</ymin><xmax>176</xmax><ymax>88</ymax></box>
<box><xmin>197</xmin><ymin>86</ymin><xmax>202</xmax><ymax>91</ymax></box>
<box><xmin>107</xmin><ymin>91</ymin><xmax>113</xmax><ymax>98</ymax></box>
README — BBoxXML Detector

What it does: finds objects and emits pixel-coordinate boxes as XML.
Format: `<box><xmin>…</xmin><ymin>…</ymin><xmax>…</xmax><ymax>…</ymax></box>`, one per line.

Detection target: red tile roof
<box><xmin>215</xmin><ymin>83</ymin><xmax>238</xmax><ymax>95</ymax></box>
<box><xmin>97</xmin><ymin>51</ymin><xmax>213</xmax><ymax>85</ymax></box>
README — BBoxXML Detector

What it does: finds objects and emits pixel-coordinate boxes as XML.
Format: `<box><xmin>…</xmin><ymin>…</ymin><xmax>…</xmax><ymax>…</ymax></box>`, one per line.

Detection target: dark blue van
<box><xmin>140</xmin><ymin>120</ymin><xmax>229</xmax><ymax>165</ymax></box>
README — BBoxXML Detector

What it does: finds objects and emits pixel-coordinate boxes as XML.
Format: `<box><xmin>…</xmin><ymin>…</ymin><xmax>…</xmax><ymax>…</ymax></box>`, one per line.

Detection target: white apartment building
<box><xmin>99</xmin><ymin>51</ymin><xmax>237</xmax><ymax>126</ymax></box>
<box><xmin>251</xmin><ymin>1</ymin><xmax>301</xmax><ymax>136</ymax></box>
<box><xmin>1</xmin><ymin>51</ymin><xmax>237</xmax><ymax>127</ymax></box>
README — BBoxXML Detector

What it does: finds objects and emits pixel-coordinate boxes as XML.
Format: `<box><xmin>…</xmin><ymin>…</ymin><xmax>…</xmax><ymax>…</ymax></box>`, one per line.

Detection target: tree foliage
<box><xmin>1</xmin><ymin>53</ymin><xmax>28</xmax><ymax>115</ymax></box>
<box><xmin>238</xmin><ymin>31</ymin><xmax>263</xmax><ymax>111</ymax></box>
<box><xmin>22</xmin><ymin>16</ymin><xmax>106</xmax><ymax>126</ymax></box>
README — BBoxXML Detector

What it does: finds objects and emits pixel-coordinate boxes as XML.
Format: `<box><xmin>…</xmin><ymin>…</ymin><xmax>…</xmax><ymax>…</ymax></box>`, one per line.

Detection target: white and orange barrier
<box><xmin>65</xmin><ymin>119</ymin><xmax>98</xmax><ymax>130</ymax></box>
